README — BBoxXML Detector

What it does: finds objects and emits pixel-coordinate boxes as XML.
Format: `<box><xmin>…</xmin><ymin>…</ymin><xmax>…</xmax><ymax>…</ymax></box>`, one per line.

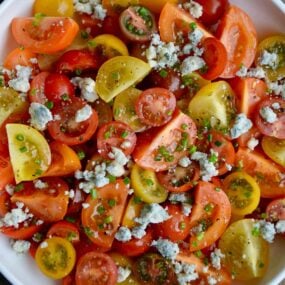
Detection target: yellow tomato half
<box><xmin>262</xmin><ymin>136</ymin><xmax>285</xmax><ymax>167</ymax></box>
<box><xmin>34</xmin><ymin>0</ymin><xmax>74</xmax><ymax>17</ymax></box>
<box><xmin>122</xmin><ymin>195</ymin><xmax>144</xmax><ymax>228</ymax></box>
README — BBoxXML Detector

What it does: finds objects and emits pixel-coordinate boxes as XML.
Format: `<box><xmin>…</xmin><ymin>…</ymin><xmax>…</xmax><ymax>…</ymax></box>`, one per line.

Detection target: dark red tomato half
<box><xmin>266</xmin><ymin>198</ymin><xmax>285</xmax><ymax>222</ymax></box>
<box><xmin>29</xmin><ymin>71</ymin><xmax>50</xmax><ymax>104</ymax></box>
<box><xmin>135</xmin><ymin>88</ymin><xmax>176</xmax><ymax>127</ymax></box>
<box><xmin>113</xmin><ymin>228</ymin><xmax>153</xmax><ymax>257</ymax></box>
<box><xmin>195</xmin><ymin>0</ymin><xmax>229</xmax><ymax>25</ymax></box>
<box><xmin>75</xmin><ymin>252</ymin><xmax>118</xmax><ymax>285</ymax></box>
<box><xmin>255</xmin><ymin>97</ymin><xmax>285</xmax><ymax>139</ymax></box>
<box><xmin>153</xmin><ymin>203</ymin><xmax>191</xmax><ymax>241</ymax></box>
<box><xmin>96</xmin><ymin>121</ymin><xmax>137</xmax><ymax>159</ymax></box>
<box><xmin>55</xmin><ymin>50</ymin><xmax>100</xmax><ymax>74</ymax></box>
<box><xmin>48</xmin><ymin>97</ymin><xmax>98</xmax><ymax>145</ymax></box>
<box><xmin>44</xmin><ymin>73</ymin><xmax>75</xmax><ymax>104</ymax></box>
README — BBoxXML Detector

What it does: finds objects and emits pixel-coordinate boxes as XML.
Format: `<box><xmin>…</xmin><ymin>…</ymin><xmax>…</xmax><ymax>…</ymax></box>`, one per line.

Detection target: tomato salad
<box><xmin>0</xmin><ymin>0</ymin><xmax>285</xmax><ymax>284</ymax></box>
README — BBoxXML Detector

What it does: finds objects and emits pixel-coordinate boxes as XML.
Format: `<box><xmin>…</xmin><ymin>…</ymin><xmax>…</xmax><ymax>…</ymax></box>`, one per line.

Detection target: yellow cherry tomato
<box><xmin>34</xmin><ymin>0</ymin><xmax>74</xmax><ymax>17</ymax></box>
<box><xmin>113</xmin><ymin>87</ymin><xmax>147</xmax><ymax>132</ymax></box>
<box><xmin>35</xmin><ymin>237</ymin><xmax>76</xmax><ymax>279</ymax></box>
<box><xmin>6</xmin><ymin>124</ymin><xmax>51</xmax><ymax>183</ymax></box>
<box><xmin>0</xmin><ymin>87</ymin><xmax>28</xmax><ymax>126</ymax></box>
<box><xmin>262</xmin><ymin>136</ymin><xmax>285</xmax><ymax>167</ymax></box>
<box><xmin>223</xmin><ymin>172</ymin><xmax>260</xmax><ymax>216</ymax></box>
<box><xmin>109</xmin><ymin>252</ymin><xmax>140</xmax><ymax>285</ymax></box>
<box><xmin>131</xmin><ymin>164</ymin><xmax>168</xmax><ymax>203</ymax></box>
<box><xmin>219</xmin><ymin>219</ymin><xmax>269</xmax><ymax>281</ymax></box>
<box><xmin>122</xmin><ymin>195</ymin><xmax>144</xmax><ymax>228</ymax></box>
<box><xmin>96</xmin><ymin>56</ymin><xmax>151</xmax><ymax>102</ymax></box>
<box><xmin>89</xmin><ymin>34</ymin><xmax>129</xmax><ymax>58</ymax></box>
<box><xmin>188</xmin><ymin>81</ymin><xmax>236</xmax><ymax>132</ymax></box>
<box><xmin>255</xmin><ymin>35</ymin><xmax>285</xmax><ymax>81</ymax></box>
<box><xmin>103</xmin><ymin>0</ymin><xmax>139</xmax><ymax>9</ymax></box>
<box><xmin>139</xmin><ymin>0</ymin><xmax>178</xmax><ymax>13</ymax></box>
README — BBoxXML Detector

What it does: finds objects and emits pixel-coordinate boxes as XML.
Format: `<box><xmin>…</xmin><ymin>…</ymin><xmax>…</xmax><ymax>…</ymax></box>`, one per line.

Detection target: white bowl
<box><xmin>0</xmin><ymin>0</ymin><xmax>284</xmax><ymax>284</ymax></box>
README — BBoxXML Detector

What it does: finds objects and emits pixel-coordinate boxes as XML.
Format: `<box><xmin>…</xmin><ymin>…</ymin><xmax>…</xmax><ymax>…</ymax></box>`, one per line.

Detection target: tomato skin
<box><xmin>254</xmin><ymin>97</ymin><xmax>285</xmax><ymax>139</ymax></box>
<box><xmin>135</xmin><ymin>88</ymin><xmax>176</xmax><ymax>127</ymax></box>
<box><xmin>1</xmin><ymin>224</ymin><xmax>41</xmax><ymax>240</ymax></box>
<box><xmin>44</xmin><ymin>73</ymin><xmax>75</xmax><ymax>104</ymax></box>
<box><xmin>97</xmin><ymin>121</ymin><xmax>137</xmax><ymax>159</ymax></box>
<box><xmin>200</xmin><ymin>37</ymin><xmax>228</xmax><ymax>80</ymax></box>
<box><xmin>133</xmin><ymin>109</ymin><xmax>197</xmax><ymax>172</ymax></box>
<box><xmin>29</xmin><ymin>72</ymin><xmax>50</xmax><ymax>104</ymax></box>
<box><xmin>266</xmin><ymin>198</ymin><xmax>285</xmax><ymax>222</ymax></box>
<box><xmin>75</xmin><ymin>252</ymin><xmax>118</xmax><ymax>285</ymax></box>
<box><xmin>11</xmin><ymin>178</ymin><xmax>69</xmax><ymax>223</ymax></box>
<box><xmin>113</xmin><ymin>228</ymin><xmax>153</xmax><ymax>257</ymax></box>
<box><xmin>195</xmin><ymin>0</ymin><xmax>229</xmax><ymax>25</ymax></box>
<box><xmin>0</xmin><ymin>190</ymin><xmax>10</xmax><ymax>217</ymax></box>
<box><xmin>216</xmin><ymin>5</ymin><xmax>257</xmax><ymax>78</ymax></box>
<box><xmin>11</xmin><ymin>17</ymin><xmax>79</xmax><ymax>54</ymax></box>
<box><xmin>55</xmin><ymin>50</ymin><xmax>100</xmax><ymax>74</ymax></box>
<box><xmin>153</xmin><ymin>203</ymin><xmax>191</xmax><ymax>241</ymax></box>
<box><xmin>47</xmin><ymin>221</ymin><xmax>80</xmax><ymax>243</ymax></box>
<box><xmin>189</xmin><ymin>181</ymin><xmax>231</xmax><ymax>251</ymax></box>
<box><xmin>0</xmin><ymin>155</ymin><xmax>14</xmax><ymax>192</ymax></box>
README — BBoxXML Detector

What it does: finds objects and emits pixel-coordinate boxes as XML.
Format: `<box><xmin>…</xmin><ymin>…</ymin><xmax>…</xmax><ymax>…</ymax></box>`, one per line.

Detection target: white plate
<box><xmin>0</xmin><ymin>0</ymin><xmax>285</xmax><ymax>284</ymax></box>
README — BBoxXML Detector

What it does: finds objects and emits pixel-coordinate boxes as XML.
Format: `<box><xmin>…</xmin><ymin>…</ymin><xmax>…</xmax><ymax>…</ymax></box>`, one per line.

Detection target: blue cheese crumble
<box><xmin>75</xmin><ymin>104</ymin><xmax>93</xmax><ymax>123</ymax></box>
<box><xmin>151</xmin><ymin>238</ymin><xmax>180</xmax><ymax>260</ymax></box>
<box><xmin>115</xmin><ymin>226</ymin><xmax>132</xmax><ymax>242</ymax></box>
<box><xmin>71</xmin><ymin>77</ymin><xmax>98</xmax><ymax>102</ymax></box>
<box><xmin>11</xmin><ymin>240</ymin><xmax>31</xmax><ymax>254</ymax></box>
<box><xmin>173</xmin><ymin>261</ymin><xmax>198</xmax><ymax>285</ymax></box>
<box><xmin>8</xmin><ymin>65</ymin><xmax>32</xmax><ymax>93</ymax></box>
<box><xmin>181</xmin><ymin>56</ymin><xmax>205</xmax><ymax>76</ymax></box>
<box><xmin>117</xmin><ymin>266</ymin><xmax>131</xmax><ymax>283</ymax></box>
<box><xmin>29</xmin><ymin>102</ymin><xmax>53</xmax><ymax>131</ymax></box>
<box><xmin>73</xmin><ymin>0</ymin><xmax>106</xmax><ymax>20</ymax></box>
<box><xmin>230</xmin><ymin>113</ymin><xmax>253</xmax><ymax>139</ymax></box>
<box><xmin>259</xmin><ymin>106</ymin><xmax>277</xmax><ymax>123</ymax></box>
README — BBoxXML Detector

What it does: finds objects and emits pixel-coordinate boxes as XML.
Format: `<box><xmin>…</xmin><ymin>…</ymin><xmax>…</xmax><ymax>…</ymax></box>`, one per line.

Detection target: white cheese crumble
<box><xmin>75</xmin><ymin>104</ymin><xmax>93</xmax><ymax>123</ymax></box>
<box><xmin>178</xmin><ymin>156</ymin><xmax>191</xmax><ymax>167</ymax></box>
<box><xmin>207</xmin><ymin>276</ymin><xmax>218</xmax><ymax>285</ymax></box>
<box><xmin>146</xmin><ymin>33</ymin><xmax>180</xmax><ymax>69</ymax></box>
<box><xmin>71</xmin><ymin>77</ymin><xmax>98</xmax><ymax>102</ymax></box>
<box><xmin>236</xmin><ymin>66</ymin><xmax>266</xmax><ymax>79</ymax></box>
<box><xmin>5</xmin><ymin>184</ymin><xmax>15</xmax><ymax>196</ymax></box>
<box><xmin>33</xmin><ymin>179</ymin><xmax>48</xmax><ymax>189</ymax></box>
<box><xmin>267</xmin><ymin>80</ymin><xmax>285</xmax><ymax>99</ymax></box>
<box><xmin>210</xmin><ymin>248</ymin><xmax>225</xmax><ymax>270</ymax></box>
<box><xmin>253</xmin><ymin>221</ymin><xmax>276</xmax><ymax>243</ymax></box>
<box><xmin>169</xmin><ymin>193</ymin><xmax>191</xmax><ymax>203</ymax></box>
<box><xmin>180</xmin><ymin>56</ymin><xmax>205</xmax><ymax>76</ymax></box>
<box><xmin>151</xmin><ymin>238</ymin><xmax>180</xmax><ymax>260</ymax></box>
<box><xmin>115</xmin><ymin>226</ymin><xmax>132</xmax><ymax>242</ymax></box>
<box><xmin>183</xmin><ymin>0</ymin><xmax>203</xmax><ymax>18</ymax></box>
<box><xmin>259</xmin><ymin>50</ymin><xmax>278</xmax><ymax>70</ymax></box>
<box><xmin>247</xmin><ymin>137</ymin><xmax>259</xmax><ymax>150</ymax></box>
<box><xmin>29</xmin><ymin>102</ymin><xmax>53</xmax><ymax>131</ymax></box>
<box><xmin>173</xmin><ymin>261</ymin><xmax>199</xmax><ymax>285</ymax></box>
<box><xmin>230</xmin><ymin>113</ymin><xmax>253</xmax><ymax>139</ymax></box>
<box><xmin>73</xmin><ymin>0</ymin><xmax>106</xmax><ymax>20</ymax></box>
<box><xmin>276</xmin><ymin>220</ymin><xmax>285</xmax><ymax>234</ymax></box>
<box><xmin>108</xmin><ymin>147</ymin><xmax>129</xmax><ymax>166</ymax></box>
<box><xmin>11</xmin><ymin>240</ymin><xmax>31</xmax><ymax>254</ymax></box>
<box><xmin>40</xmin><ymin>241</ymin><xmax>48</xmax><ymax>249</ymax></box>
<box><xmin>182</xmin><ymin>203</ymin><xmax>192</xmax><ymax>216</ymax></box>
<box><xmin>117</xmin><ymin>266</ymin><xmax>132</xmax><ymax>283</ymax></box>
<box><xmin>8</xmin><ymin>65</ymin><xmax>32</xmax><ymax>93</ymax></box>
<box><xmin>259</xmin><ymin>106</ymin><xmax>277</xmax><ymax>123</ymax></box>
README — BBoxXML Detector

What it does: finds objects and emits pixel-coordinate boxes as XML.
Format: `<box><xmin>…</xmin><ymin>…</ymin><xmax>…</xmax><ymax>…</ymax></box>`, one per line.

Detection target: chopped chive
<box><xmin>159</xmin><ymin>69</ymin><xmax>168</xmax><ymax>78</ymax></box>
<box><xmin>134</xmin><ymin>196</ymin><xmax>142</xmax><ymax>204</ymax></box>
<box><xmin>123</xmin><ymin>177</ymin><xmax>130</xmax><ymax>185</ymax></box>
<box><xmin>45</xmin><ymin>101</ymin><xmax>54</xmax><ymax>110</ymax></box>
<box><xmin>97</xmin><ymin>205</ymin><xmax>105</xmax><ymax>215</ymax></box>
<box><xmin>75</xmin><ymin>69</ymin><xmax>82</xmax><ymax>76</ymax></box>
<box><xmin>61</xmin><ymin>93</ymin><xmax>70</xmax><ymax>101</ymax></box>
<box><xmin>77</xmin><ymin>150</ymin><xmax>86</xmax><ymax>160</ymax></box>
<box><xmin>121</xmin><ymin>131</ymin><xmax>129</xmax><ymax>138</ymax></box>
<box><xmin>65</xmin><ymin>216</ymin><xmax>76</xmax><ymax>223</ymax></box>
<box><xmin>90</xmin><ymin>188</ymin><xmax>97</xmax><ymax>199</ymax></box>
<box><xmin>214</xmin><ymin>140</ymin><xmax>223</xmax><ymax>147</ymax></box>
<box><xmin>107</xmin><ymin>174</ymin><xmax>116</xmax><ymax>183</ymax></box>
<box><xmin>14</xmin><ymin>183</ymin><xmax>24</xmax><ymax>192</ymax></box>
<box><xmin>188</xmin><ymin>145</ymin><xmax>197</xmax><ymax>154</ymax></box>
<box><xmin>181</xmin><ymin>123</ymin><xmax>188</xmax><ymax>130</ymax></box>
<box><xmin>189</xmin><ymin>22</ymin><xmax>197</xmax><ymax>31</ymax></box>
<box><xmin>19</xmin><ymin>146</ymin><xmax>27</xmax><ymax>153</ymax></box>
<box><xmin>251</xmin><ymin>226</ymin><xmax>260</xmax><ymax>237</ymax></box>
<box><xmin>179</xmin><ymin>222</ymin><xmax>186</xmax><ymax>230</ymax></box>
<box><xmin>104</xmin><ymin>215</ymin><xmax>113</xmax><ymax>224</ymax></box>
<box><xmin>108</xmin><ymin>199</ymin><xmax>116</xmax><ymax>208</ymax></box>
<box><xmin>204</xmin><ymin>203</ymin><xmax>214</xmax><ymax>213</ymax></box>
<box><xmin>16</xmin><ymin>134</ymin><xmax>24</xmax><ymax>141</ymax></box>
<box><xmin>197</xmin><ymin>231</ymin><xmax>204</xmax><ymax>241</ymax></box>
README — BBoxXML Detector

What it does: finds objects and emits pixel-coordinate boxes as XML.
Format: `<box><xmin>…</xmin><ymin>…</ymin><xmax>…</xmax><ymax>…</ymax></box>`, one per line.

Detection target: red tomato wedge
<box><xmin>29</xmin><ymin>71</ymin><xmax>50</xmax><ymax>104</ymax></box>
<box><xmin>11</xmin><ymin>178</ymin><xmax>69</xmax><ymax>222</ymax></box>
<box><xmin>158</xmin><ymin>3</ymin><xmax>212</xmax><ymax>43</ymax></box>
<box><xmin>266</xmin><ymin>198</ymin><xmax>285</xmax><ymax>222</ymax></box>
<box><xmin>0</xmin><ymin>190</ymin><xmax>10</xmax><ymax>217</ymax></box>
<box><xmin>11</xmin><ymin>17</ymin><xmax>79</xmax><ymax>54</ymax></box>
<box><xmin>81</xmin><ymin>180</ymin><xmax>128</xmax><ymax>249</ymax></box>
<box><xmin>47</xmin><ymin>221</ymin><xmax>80</xmax><ymax>243</ymax></box>
<box><xmin>216</xmin><ymin>5</ymin><xmax>257</xmax><ymax>78</ymax></box>
<box><xmin>1</xmin><ymin>224</ymin><xmax>42</xmax><ymax>240</ymax></box>
<box><xmin>189</xmin><ymin>181</ymin><xmax>231</xmax><ymax>251</ymax></box>
<box><xmin>0</xmin><ymin>155</ymin><xmax>14</xmax><ymax>191</ymax></box>
<box><xmin>235</xmin><ymin>148</ymin><xmax>285</xmax><ymax>198</ymax></box>
<box><xmin>133</xmin><ymin>109</ymin><xmax>197</xmax><ymax>172</ymax></box>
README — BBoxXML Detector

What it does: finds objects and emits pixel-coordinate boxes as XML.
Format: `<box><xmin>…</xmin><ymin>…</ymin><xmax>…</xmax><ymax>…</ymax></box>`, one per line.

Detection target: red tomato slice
<box><xmin>153</xmin><ymin>203</ymin><xmax>191</xmax><ymax>241</ymax></box>
<box><xmin>29</xmin><ymin>71</ymin><xmax>50</xmax><ymax>104</ymax></box>
<box><xmin>157</xmin><ymin>162</ymin><xmax>200</xmax><ymax>192</ymax></box>
<box><xmin>254</xmin><ymin>97</ymin><xmax>285</xmax><ymax>139</ymax></box>
<box><xmin>266</xmin><ymin>198</ymin><xmax>285</xmax><ymax>222</ymax></box>
<box><xmin>216</xmin><ymin>5</ymin><xmax>257</xmax><ymax>78</ymax></box>
<box><xmin>1</xmin><ymin>224</ymin><xmax>41</xmax><ymax>240</ymax></box>
<box><xmin>48</xmin><ymin>97</ymin><xmax>98</xmax><ymax>146</ymax></box>
<box><xmin>189</xmin><ymin>181</ymin><xmax>231</xmax><ymax>251</ymax></box>
<box><xmin>158</xmin><ymin>2</ymin><xmax>212</xmax><ymax>43</ymax></box>
<box><xmin>11</xmin><ymin>178</ymin><xmax>69</xmax><ymax>222</ymax></box>
<box><xmin>235</xmin><ymin>148</ymin><xmax>285</xmax><ymax>198</ymax></box>
<box><xmin>200</xmin><ymin>37</ymin><xmax>227</xmax><ymax>80</ymax></box>
<box><xmin>0</xmin><ymin>190</ymin><xmax>10</xmax><ymax>217</ymax></box>
<box><xmin>0</xmin><ymin>155</ymin><xmax>14</xmax><ymax>191</ymax></box>
<box><xmin>47</xmin><ymin>221</ymin><xmax>80</xmax><ymax>243</ymax></box>
<box><xmin>96</xmin><ymin>121</ymin><xmax>137</xmax><ymax>159</ymax></box>
<box><xmin>237</xmin><ymin>126</ymin><xmax>261</xmax><ymax>148</ymax></box>
<box><xmin>55</xmin><ymin>50</ymin><xmax>100</xmax><ymax>74</ymax></box>
<box><xmin>75</xmin><ymin>252</ymin><xmax>118</xmax><ymax>285</ymax></box>
<box><xmin>81</xmin><ymin>180</ymin><xmax>128</xmax><ymax>249</ymax></box>
<box><xmin>11</xmin><ymin>17</ymin><xmax>79</xmax><ymax>54</ymax></box>
<box><xmin>133</xmin><ymin>109</ymin><xmax>197</xmax><ymax>172</ymax></box>
<box><xmin>113</xmin><ymin>228</ymin><xmax>153</xmax><ymax>257</ymax></box>
<box><xmin>135</xmin><ymin>88</ymin><xmax>176</xmax><ymax>127</ymax></box>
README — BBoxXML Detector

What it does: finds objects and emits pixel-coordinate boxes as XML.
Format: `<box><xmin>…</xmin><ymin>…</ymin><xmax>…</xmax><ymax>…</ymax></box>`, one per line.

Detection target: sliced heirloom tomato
<box><xmin>235</xmin><ymin>147</ymin><xmax>285</xmax><ymax>198</ymax></box>
<box><xmin>1</xmin><ymin>224</ymin><xmax>41</xmax><ymax>240</ymax></box>
<box><xmin>153</xmin><ymin>203</ymin><xmax>191</xmax><ymax>241</ymax></box>
<box><xmin>138</xmin><ymin>0</ymin><xmax>178</xmax><ymax>13</ymax></box>
<box><xmin>255</xmin><ymin>97</ymin><xmax>285</xmax><ymax>139</ymax></box>
<box><xmin>0</xmin><ymin>155</ymin><xmax>14</xmax><ymax>191</ymax></box>
<box><xmin>262</xmin><ymin>136</ymin><xmax>285</xmax><ymax>167</ymax></box>
<box><xmin>0</xmin><ymin>190</ymin><xmax>10</xmax><ymax>217</ymax></box>
<box><xmin>133</xmin><ymin>109</ymin><xmax>197</xmax><ymax>172</ymax></box>
<box><xmin>42</xmin><ymin>141</ymin><xmax>81</xmax><ymax>177</ymax></box>
<box><xmin>223</xmin><ymin>172</ymin><xmax>260</xmax><ymax>216</ymax></box>
<box><xmin>35</xmin><ymin>237</ymin><xmax>76</xmax><ymax>279</ymax></box>
<box><xmin>216</xmin><ymin>5</ymin><xmax>257</xmax><ymax>78</ymax></box>
<box><xmin>76</xmin><ymin>252</ymin><xmax>117</xmax><ymax>285</ymax></box>
<box><xmin>29</xmin><ymin>71</ymin><xmax>50</xmax><ymax>104</ymax></box>
<box><xmin>135</xmin><ymin>87</ymin><xmax>176</xmax><ymax>127</ymax></box>
<box><xmin>81</xmin><ymin>180</ymin><xmax>128</xmax><ymax>249</ymax></box>
<box><xmin>11</xmin><ymin>17</ymin><xmax>79</xmax><ymax>54</ymax></box>
<box><xmin>158</xmin><ymin>3</ymin><xmax>212</xmax><ymax>43</ymax></box>
<box><xmin>189</xmin><ymin>181</ymin><xmax>231</xmax><ymax>252</ymax></box>
<box><xmin>11</xmin><ymin>178</ymin><xmax>69</xmax><ymax>222</ymax></box>
<box><xmin>266</xmin><ymin>198</ymin><xmax>285</xmax><ymax>222</ymax></box>
<box><xmin>97</xmin><ymin>121</ymin><xmax>137</xmax><ymax>159</ymax></box>
<box><xmin>48</xmin><ymin>98</ymin><xmax>98</xmax><ymax>145</ymax></box>
<box><xmin>33</xmin><ymin>0</ymin><xmax>74</xmax><ymax>17</ymax></box>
